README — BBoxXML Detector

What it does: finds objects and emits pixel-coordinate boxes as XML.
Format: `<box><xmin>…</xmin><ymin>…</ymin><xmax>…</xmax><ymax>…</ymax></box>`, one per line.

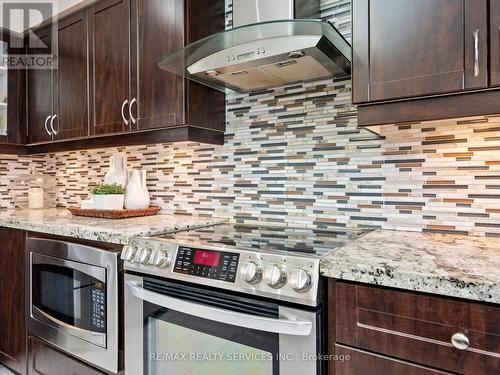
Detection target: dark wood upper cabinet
<box><xmin>0</xmin><ymin>228</ymin><xmax>26</xmax><ymax>375</ymax></box>
<box><xmin>130</xmin><ymin>0</ymin><xmax>225</xmax><ymax>132</ymax></box>
<box><xmin>27</xmin><ymin>26</ymin><xmax>54</xmax><ymax>144</ymax></box>
<box><xmin>490</xmin><ymin>0</ymin><xmax>500</xmax><ymax>86</ymax></box>
<box><xmin>28</xmin><ymin>10</ymin><xmax>89</xmax><ymax>143</ymax></box>
<box><xmin>130</xmin><ymin>0</ymin><xmax>184</xmax><ymax>131</ymax></box>
<box><xmin>353</xmin><ymin>0</ymin><xmax>488</xmax><ymax>104</ymax></box>
<box><xmin>21</xmin><ymin>0</ymin><xmax>225</xmax><ymax>153</ymax></box>
<box><xmin>53</xmin><ymin>10</ymin><xmax>89</xmax><ymax>140</ymax></box>
<box><xmin>183</xmin><ymin>0</ymin><xmax>225</xmax><ymax>132</ymax></box>
<box><xmin>90</xmin><ymin>0</ymin><xmax>130</xmax><ymax>136</ymax></box>
<box><xmin>5</xmin><ymin>32</ymin><xmax>27</xmax><ymax>145</ymax></box>
<box><xmin>90</xmin><ymin>0</ymin><xmax>225</xmax><ymax>135</ymax></box>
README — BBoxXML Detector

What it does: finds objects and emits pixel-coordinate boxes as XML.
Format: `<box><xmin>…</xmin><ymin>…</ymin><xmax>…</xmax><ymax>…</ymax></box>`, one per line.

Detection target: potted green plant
<box><xmin>91</xmin><ymin>183</ymin><xmax>126</xmax><ymax>210</ymax></box>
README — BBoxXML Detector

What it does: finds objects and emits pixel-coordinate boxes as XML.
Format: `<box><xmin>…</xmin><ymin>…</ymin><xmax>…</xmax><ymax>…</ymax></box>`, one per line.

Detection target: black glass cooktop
<box><xmin>154</xmin><ymin>223</ymin><xmax>370</xmax><ymax>258</ymax></box>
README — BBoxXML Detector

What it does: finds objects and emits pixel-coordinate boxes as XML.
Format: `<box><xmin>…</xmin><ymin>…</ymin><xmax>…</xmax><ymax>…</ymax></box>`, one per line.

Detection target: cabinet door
<box><xmin>53</xmin><ymin>10</ymin><xmax>89</xmax><ymax>141</ymax></box>
<box><xmin>333</xmin><ymin>281</ymin><xmax>500</xmax><ymax>375</ymax></box>
<box><xmin>6</xmin><ymin>34</ymin><xmax>27</xmax><ymax>145</ymax></box>
<box><xmin>334</xmin><ymin>345</ymin><xmax>451</xmax><ymax>375</ymax></box>
<box><xmin>353</xmin><ymin>0</ymin><xmax>488</xmax><ymax>104</ymax></box>
<box><xmin>89</xmin><ymin>0</ymin><xmax>130</xmax><ymax>135</ymax></box>
<box><xmin>28</xmin><ymin>336</ymin><xmax>104</xmax><ymax>375</ymax></box>
<box><xmin>130</xmin><ymin>0</ymin><xmax>184</xmax><ymax>130</ymax></box>
<box><xmin>490</xmin><ymin>0</ymin><xmax>500</xmax><ymax>86</ymax></box>
<box><xmin>0</xmin><ymin>228</ymin><xmax>26</xmax><ymax>374</ymax></box>
<box><xmin>27</xmin><ymin>26</ymin><xmax>53</xmax><ymax>143</ymax></box>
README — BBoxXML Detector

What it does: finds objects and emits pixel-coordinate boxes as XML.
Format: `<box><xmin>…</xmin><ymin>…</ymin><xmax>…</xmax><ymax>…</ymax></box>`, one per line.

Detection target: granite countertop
<box><xmin>320</xmin><ymin>230</ymin><xmax>500</xmax><ymax>304</ymax></box>
<box><xmin>0</xmin><ymin>208</ymin><xmax>225</xmax><ymax>244</ymax></box>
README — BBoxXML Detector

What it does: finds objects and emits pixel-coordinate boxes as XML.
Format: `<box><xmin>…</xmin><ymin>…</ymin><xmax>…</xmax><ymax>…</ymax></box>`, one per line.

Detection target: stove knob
<box><xmin>152</xmin><ymin>249</ymin><xmax>171</xmax><ymax>268</ymax></box>
<box><xmin>121</xmin><ymin>245</ymin><xmax>137</xmax><ymax>262</ymax></box>
<box><xmin>263</xmin><ymin>264</ymin><xmax>287</xmax><ymax>289</ymax></box>
<box><xmin>241</xmin><ymin>261</ymin><xmax>262</xmax><ymax>284</ymax></box>
<box><xmin>138</xmin><ymin>248</ymin><xmax>152</xmax><ymax>265</ymax></box>
<box><xmin>289</xmin><ymin>268</ymin><xmax>312</xmax><ymax>293</ymax></box>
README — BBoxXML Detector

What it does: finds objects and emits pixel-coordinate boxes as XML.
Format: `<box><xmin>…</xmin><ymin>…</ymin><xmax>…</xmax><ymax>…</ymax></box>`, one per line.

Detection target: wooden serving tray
<box><xmin>67</xmin><ymin>206</ymin><xmax>160</xmax><ymax>219</ymax></box>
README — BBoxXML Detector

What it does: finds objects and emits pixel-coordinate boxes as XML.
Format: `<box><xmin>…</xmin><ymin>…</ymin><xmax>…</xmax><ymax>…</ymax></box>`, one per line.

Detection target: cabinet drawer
<box><xmin>334</xmin><ymin>281</ymin><xmax>500</xmax><ymax>374</ymax></box>
<box><xmin>335</xmin><ymin>344</ymin><xmax>451</xmax><ymax>375</ymax></box>
<box><xmin>28</xmin><ymin>336</ymin><xmax>104</xmax><ymax>375</ymax></box>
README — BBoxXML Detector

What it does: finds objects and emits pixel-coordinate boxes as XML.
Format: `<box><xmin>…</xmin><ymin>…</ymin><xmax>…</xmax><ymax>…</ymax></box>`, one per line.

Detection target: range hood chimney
<box><xmin>158</xmin><ymin>0</ymin><xmax>351</xmax><ymax>93</ymax></box>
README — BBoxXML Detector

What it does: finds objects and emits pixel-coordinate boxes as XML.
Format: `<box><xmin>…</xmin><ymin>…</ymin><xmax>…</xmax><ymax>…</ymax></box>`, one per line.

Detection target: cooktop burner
<box><xmin>154</xmin><ymin>223</ymin><xmax>369</xmax><ymax>258</ymax></box>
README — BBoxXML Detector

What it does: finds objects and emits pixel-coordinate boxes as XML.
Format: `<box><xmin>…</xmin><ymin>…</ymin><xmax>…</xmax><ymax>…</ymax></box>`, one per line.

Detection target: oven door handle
<box><xmin>126</xmin><ymin>280</ymin><xmax>313</xmax><ymax>336</ymax></box>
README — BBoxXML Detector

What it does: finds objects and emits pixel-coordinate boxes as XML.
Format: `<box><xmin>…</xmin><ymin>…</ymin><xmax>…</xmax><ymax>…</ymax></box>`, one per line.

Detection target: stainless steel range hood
<box><xmin>158</xmin><ymin>0</ymin><xmax>351</xmax><ymax>93</ymax></box>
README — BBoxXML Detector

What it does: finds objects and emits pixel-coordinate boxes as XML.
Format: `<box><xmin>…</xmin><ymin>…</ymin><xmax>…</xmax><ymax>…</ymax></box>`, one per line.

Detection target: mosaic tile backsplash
<box><xmin>1</xmin><ymin>0</ymin><xmax>500</xmax><ymax>237</ymax></box>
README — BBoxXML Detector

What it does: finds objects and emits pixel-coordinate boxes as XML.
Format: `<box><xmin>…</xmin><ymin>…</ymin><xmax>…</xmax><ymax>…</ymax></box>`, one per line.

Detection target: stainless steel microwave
<box><xmin>26</xmin><ymin>237</ymin><xmax>121</xmax><ymax>373</ymax></box>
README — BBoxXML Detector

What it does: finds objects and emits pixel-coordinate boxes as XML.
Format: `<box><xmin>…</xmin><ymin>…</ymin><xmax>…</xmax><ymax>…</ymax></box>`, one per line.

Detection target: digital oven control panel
<box><xmin>173</xmin><ymin>246</ymin><xmax>240</xmax><ymax>283</ymax></box>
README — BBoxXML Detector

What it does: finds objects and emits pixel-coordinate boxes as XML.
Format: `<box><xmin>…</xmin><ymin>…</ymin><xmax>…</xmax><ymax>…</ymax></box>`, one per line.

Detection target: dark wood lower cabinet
<box><xmin>328</xmin><ymin>280</ymin><xmax>500</xmax><ymax>375</ymax></box>
<box><xmin>0</xmin><ymin>227</ymin><xmax>26</xmax><ymax>375</ymax></box>
<box><xmin>28</xmin><ymin>336</ymin><xmax>104</xmax><ymax>375</ymax></box>
<box><xmin>334</xmin><ymin>345</ymin><xmax>451</xmax><ymax>375</ymax></box>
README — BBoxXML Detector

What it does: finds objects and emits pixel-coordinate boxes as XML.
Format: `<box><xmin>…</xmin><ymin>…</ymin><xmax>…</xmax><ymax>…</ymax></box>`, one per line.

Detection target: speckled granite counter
<box><xmin>0</xmin><ymin>208</ymin><xmax>225</xmax><ymax>244</ymax></box>
<box><xmin>320</xmin><ymin>230</ymin><xmax>500</xmax><ymax>304</ymax></box>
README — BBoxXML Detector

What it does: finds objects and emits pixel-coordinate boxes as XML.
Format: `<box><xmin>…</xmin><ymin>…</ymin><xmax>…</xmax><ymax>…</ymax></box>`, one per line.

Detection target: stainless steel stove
<box><xmin>123</xmin><ymin>223</ymin><xmax>368</xmax><ymax>375</ymax></box>
<box><xmin>123</xmin><ymin>223</ymin><xmax>367</xmax><ymax>306</ymax></box>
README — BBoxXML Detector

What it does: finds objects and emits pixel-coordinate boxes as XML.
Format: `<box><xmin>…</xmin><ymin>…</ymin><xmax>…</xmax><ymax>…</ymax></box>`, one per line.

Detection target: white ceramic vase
<box><xmin>125</xmin><ymin>170</ymin><xmax>150</xmax><ymax>209</ymax></box>
<box><xmin>92</xmin><ymin>194</ymin><xmax>125</xmax><ymax>210</ymax></box>
<box><xmin>104</xmin><ymin>153</ymin><xmax>128</xmax><ymax>188</ymax></box>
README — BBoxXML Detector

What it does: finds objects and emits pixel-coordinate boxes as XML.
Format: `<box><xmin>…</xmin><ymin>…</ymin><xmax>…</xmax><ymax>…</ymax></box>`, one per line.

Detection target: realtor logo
<box><xmin>0</xmin><ymin>0</ymin><xmax>58</xmax><ymax>69</ymax></box>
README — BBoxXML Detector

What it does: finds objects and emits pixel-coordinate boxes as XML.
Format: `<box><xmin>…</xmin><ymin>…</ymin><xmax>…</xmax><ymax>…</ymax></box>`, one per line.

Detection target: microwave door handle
<box><xmin>126</xmin><ymin>280</ymin><xmax>312</xmax><ymax>336</ymax></box>
<box><xmin>32</xmin><ymin>306</ymin><xmax>92</xmax><ymax>338</ymax></box>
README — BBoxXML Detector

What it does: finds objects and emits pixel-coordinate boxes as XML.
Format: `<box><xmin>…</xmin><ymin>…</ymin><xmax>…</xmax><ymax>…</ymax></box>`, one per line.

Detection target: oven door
<box><xmin>125</xmin><ymin>273</ymin><xmax>321</xmax><ymax>375</ymax></box>
<box><xmin>30</xmin><ymin>252</ymin><xmax>107</xmax><ymax>346</ymax></box>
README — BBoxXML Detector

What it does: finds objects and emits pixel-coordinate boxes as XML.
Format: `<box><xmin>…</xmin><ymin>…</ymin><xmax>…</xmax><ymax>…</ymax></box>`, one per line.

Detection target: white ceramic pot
<box><xmin>104</xmin><ymin>153</ymin><xmax>128</xmax><ymax>188</ymax></box>
<box><xmin>92</xmin><ymin>194</ymin><xmax>124</xmax><ymax>210</ymax></box>
<box><xmin>125</xmin><ymin>170</ymin><xmax>150</xmax><ymax>209</ymax></box>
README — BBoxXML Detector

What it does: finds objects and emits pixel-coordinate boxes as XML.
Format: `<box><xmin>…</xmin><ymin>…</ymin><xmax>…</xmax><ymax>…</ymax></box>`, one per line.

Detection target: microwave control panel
<box><xmin>91</xmin><ymin>287</ymin><xmax>106</xmax><ymax>333</ymax></box>
<box><xmin>173</xmin><ymin>246</ymin><xmax>240</xmax><ymax>283</ymax></box>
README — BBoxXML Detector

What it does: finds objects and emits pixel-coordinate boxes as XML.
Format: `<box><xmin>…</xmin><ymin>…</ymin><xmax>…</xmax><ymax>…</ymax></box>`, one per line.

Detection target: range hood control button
<box><xmin>152</xmin><ymin>249</ymin><xmax>171</xmax><ymax>268</ymax></box>
<box><xmin>263</xmin><ymin>264</ymin><xmax>287</xmax><ymax>289</ymax></box>
<box><xmin>241</xmin><ymin>261</ymin><xmax>262</xmax><ymax>284</ymax></box>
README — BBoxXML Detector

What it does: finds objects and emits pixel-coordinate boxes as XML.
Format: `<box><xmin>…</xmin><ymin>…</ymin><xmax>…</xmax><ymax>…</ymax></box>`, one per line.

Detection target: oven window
<box><xmin>144</xmin><ymin>306</ymin><xmax>279</xmax><ymax>375</ymax></box>
<box><xmin>32</xmin><ymin>263</ymin><xmax>104</xmax><ymax>331</ymax></box>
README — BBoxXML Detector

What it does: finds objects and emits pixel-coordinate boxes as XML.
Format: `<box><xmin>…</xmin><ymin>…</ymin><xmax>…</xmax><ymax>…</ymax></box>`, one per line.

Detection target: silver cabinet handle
<box><xmin>126</xmin><ymin>280</ymin><xmax>313</xmax><ymax>336</ymax></box>
<box><xmin>121</xmin><ymin>99</ymin><xmax>129</xmax><ymax>125</ymax></box>
<box><xmin>473</xmin><ymin>29</ymin><xmax>479</xmax><ymax>77</ymax></box>
<box><xmin>451</xmin><ymin>332</ymin><xmax>470</xmax><ymax>350</ymax></box>
<box><xmin>50</xmin><ymin>114</ymin><xmax>58</xmax><ymax>136</ymax></box>
<box><xmin>129</xmin><ymin>97</ymin><xmax>137</xmax><ymax>124</ymax></box>
<box><xmin>44</xmin><ymin>115</ymin><xmax>52</xmax><ymax>136</ymax></box>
